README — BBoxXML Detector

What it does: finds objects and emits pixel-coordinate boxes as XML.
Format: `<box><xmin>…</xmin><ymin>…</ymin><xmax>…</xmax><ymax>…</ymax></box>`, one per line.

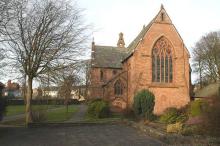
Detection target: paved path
<box><xmin>66</xmin><ymin>104</ymin><xmax>87</xmax><ymax>123</ymax></box>
<box><xmin>0</xmin><ymin>124</ymin><xmax>164</xmax><ymax>146</ymax></box>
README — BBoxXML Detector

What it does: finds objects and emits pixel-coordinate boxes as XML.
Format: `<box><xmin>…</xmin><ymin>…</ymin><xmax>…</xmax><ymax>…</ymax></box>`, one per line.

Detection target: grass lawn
<box><xmin>46</xmin><ymin>105</ymin><xmax>78</xmax><ymax>122</ymax></box>
<box><xmin>84</xmin><ymin>113</ymin><xmax>123</xmax><ymax>123</ymax></box>
<box><xmin>2</xmin><ymin>105</ymin><xmax>78</xmax><ymax>125</ymax></box>
<box><xmin>6</xmin><ymin>105</ymin><xmax>25</xmax><ymax>116</ymax></box>
<box><xmin>6</xmin><ymin>105</ymin><xmax>62</xmax><ymax>116</ymax></box>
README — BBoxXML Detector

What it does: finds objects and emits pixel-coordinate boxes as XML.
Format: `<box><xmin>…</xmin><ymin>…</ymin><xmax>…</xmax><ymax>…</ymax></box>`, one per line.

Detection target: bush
<box><xmin>166</xmin><ymin>122</ymin><xmax>183</xmax><ymax>133</ymax></box>
<box><xmin>181</xmin><ymin>125</ymin><xmax>203</xmax><ymax>136</ymax></box>
<box><xmin>31</xmin><ymin>109</ymin><xmax>47</xmax><ymax>122</ymax></box>
<box><xmin>189</xmin><ymin>99</ymin><xmax>208</xmax><ymax>117</ymax></box>
<box><xmin>123</xmin><ymin>108</ymin><xmax>136</xmax><ymax>120</ymax></box>
<box><xmin>202</xmin><ymin>96</ymin><xmax>220</xmax><ymax>136</ymax></box>
<box><xmin>0</xmin><ymin>95</ymin><xmax>7</xmax><ymax>121</ymax></box>
<box><xmin>160</xmin><ymin>107</ymin><xmax>188</xmax><ymax>124</ymax></box>
<box><xmin>87</xmin><ymin>99</ymin><xmax>110</xmax><ymax>119</ymax></box>
<box><xmin>133</xmin><ymin>89</ymin><xmax>155</xmax><ymax>120</ymax></box>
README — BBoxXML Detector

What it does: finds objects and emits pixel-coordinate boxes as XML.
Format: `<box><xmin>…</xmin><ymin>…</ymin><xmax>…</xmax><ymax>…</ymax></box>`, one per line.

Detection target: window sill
<box><xmin>149</xmin><ymin>83</ymin><xmax>179</xmax><ymax>88</ymax></box>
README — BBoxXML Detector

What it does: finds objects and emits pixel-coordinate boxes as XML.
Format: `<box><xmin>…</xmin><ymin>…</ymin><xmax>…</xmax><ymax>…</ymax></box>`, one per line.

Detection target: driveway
<box><xmin>0</xmin><ymin>124</ymin><xmax>164</xmax><ymax>146</ymax></box>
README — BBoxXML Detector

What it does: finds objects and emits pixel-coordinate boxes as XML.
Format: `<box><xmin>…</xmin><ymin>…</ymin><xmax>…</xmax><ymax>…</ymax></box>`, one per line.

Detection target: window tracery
<box><xmin>152</xmin><ymin>37</ymin><xmax>173</xmax><ymax>83</ymax></box>
<box><xmin>114</xmin><ymin>80</ymin><xmax>123</xmax><ymax>95</ymax></box>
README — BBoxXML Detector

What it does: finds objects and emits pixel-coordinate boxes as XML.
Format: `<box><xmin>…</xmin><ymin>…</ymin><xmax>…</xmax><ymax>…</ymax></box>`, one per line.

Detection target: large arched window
<box><xmin>152</xmin><ymin>37</ymin><xmax>173</xmax><ymax>83</ymax></box>
<box><xmin>114</xmin><ymin>80</ymin><xmax>123</xmax><ymax>96</ymax></box>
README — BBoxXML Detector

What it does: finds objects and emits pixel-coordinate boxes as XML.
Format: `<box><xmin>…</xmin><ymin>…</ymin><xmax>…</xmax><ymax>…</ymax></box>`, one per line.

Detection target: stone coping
<box><xmin>123</xmin><ymin>120</ymin><xmax>220</xmax><ymax>145</ymax></box>
<box><xmin>27</xmin><ymin>121</ymin><xmax>122</xmax><ymax>128</ymax></box>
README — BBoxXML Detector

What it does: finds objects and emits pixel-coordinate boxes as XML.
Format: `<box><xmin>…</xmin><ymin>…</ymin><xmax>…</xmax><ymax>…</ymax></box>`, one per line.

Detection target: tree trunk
<box><xmin>26</xmin><ymin>77</ymin><xmax>33</xmax><ymax>124</ymax></box>
<box><xmin>66</xmin><ymin>103</ymin><xmax>68</xmax><ymax>113</ymax></box>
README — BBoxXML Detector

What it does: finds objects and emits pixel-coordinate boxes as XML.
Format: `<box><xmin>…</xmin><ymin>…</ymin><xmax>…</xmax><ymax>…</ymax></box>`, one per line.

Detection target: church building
<box><xmin>90</xmin><ymin>5</ymin><xmax>191</xmax><ymax>114</ymax></box>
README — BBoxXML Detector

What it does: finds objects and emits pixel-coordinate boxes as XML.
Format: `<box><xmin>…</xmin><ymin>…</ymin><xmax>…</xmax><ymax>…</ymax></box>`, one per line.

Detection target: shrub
<box><xmin>160</xmin><ymin>107</ymin><xmax>188</xmax><ymax>124</ymax></box>
<box><xmin>87</xmin><ymin>99</ymin><xmax>110</xmax><ymax>119</ymax></box>
<box><xmin>123</xmin><ymin>108</ymin><xmax>136</xmax><ymax>120</ymax></box>
<box><xmin>166</xmin><ymin>122</ymin><xmax>183</xmax><ymax>133</ymax></box>
<box><xmin>0</xmin><ymin>95</ymin><xmax>6</xmax><ymax>121</ymax></box>
<box><xmin>160</xmin><ymin>108</ymin><xmax>179</xmax><ymax>124</ymax></box>
<box><xmin>188</xmin><ymin>99</ymin><xmax>208</xmax><ymax>117</ymax></box>
<box><xmin>32</xmin><ymin>107</ymin><xmax>47</xmax><ymax>122</ymax></box>
<box><xmin>202</xmin><ymin>96</ymin><xmax>220</xmax><ymax>136</ymax></box>
<box><xmin>133</xmin><ymin>89</ymin><xmax>155</xmax><ymax>120</ymax></box>
<box><xmin>181</xmin><ymin>125</ymin><xmax>203</xmax><ymax>136</ymax></box>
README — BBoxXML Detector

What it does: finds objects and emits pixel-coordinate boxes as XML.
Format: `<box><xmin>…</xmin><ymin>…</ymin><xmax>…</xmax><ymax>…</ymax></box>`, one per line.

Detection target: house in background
<box><xmin>0</xmin><ymin>82</ymin><xmax>4</xmax><ymax>96</ymax></box>
<box><xmin>90</xmin><ymin>5</ymin><xmax>191</xmax><ymax>114</ymax></box>
<box><xmin>4</xmin><ymin>80</ymin><xmax>21</xmax><ymax>98</ymax></box>
<box><xmin>33</xmin><ymin>86</ymin><xmax>86</xmax><ymax>101</ymax></box>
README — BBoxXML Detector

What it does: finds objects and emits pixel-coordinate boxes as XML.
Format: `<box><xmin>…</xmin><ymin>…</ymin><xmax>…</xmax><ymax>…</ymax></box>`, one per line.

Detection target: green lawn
<box><xmin>6</xmin><ymin>105</ymin><xmax>25</xmax><ymax>116</ymax></box>
<box><xmin>6</xmin><ymin>105</ymin><xmax>62</xmax><ymax>116</ymax></box>
<box><xmin>2</xmin><ymin>105</ymin><xmax>78</xmax><ymax>125</ymax></box>
<box><xmin>84</xmin><ymin>113</ymin><xmax>123</xmax><ymax>123</ymax></box>
<box><xmin>46</xmin><ymin>105</ymin><xmax>78</xmax><ymax>122</ymax></box>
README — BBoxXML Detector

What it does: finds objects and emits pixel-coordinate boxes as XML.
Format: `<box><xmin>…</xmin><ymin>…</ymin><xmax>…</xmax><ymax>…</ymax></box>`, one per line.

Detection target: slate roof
<box><xmin>92</xmin><ymin>45</ymin><xmax>128</xmax><ymax>68</ymax></box>
<box><xmin>92</xmin><ymin>21</ymin><xmax>154</xmax><ymax>69</ymax></box>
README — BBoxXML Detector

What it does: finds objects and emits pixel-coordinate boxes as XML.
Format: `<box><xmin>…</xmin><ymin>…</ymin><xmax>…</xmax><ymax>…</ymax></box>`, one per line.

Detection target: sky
<box><xmin>1</xmin><ymin>0</ymin><xmax>220</xmax><ymax>85</ymax></box>
<box><xmin>78</xmin><ymin>0</ymin><xmax>220</xmax><ymax>83</ymax></box>
<box><xmin>79</xmin><ymin>0</ymin><xmax>220</xmax><ymax>52</ymax></box>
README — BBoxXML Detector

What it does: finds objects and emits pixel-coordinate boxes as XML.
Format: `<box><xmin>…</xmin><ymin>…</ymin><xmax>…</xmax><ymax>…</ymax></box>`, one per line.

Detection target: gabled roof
<box><xmin>123</xmin><ymin>5</ymin><xmax>173</xmax><ymax>61</ymax></box>
<box><xmin>92</xmin><ymin>5</ymin><xmax>189</xmax><ymax>68</ymax></box>
<box><xmin>92</xmin><ymin>45</ymin><xmax>128</xmax><ymax>68</ymax></box>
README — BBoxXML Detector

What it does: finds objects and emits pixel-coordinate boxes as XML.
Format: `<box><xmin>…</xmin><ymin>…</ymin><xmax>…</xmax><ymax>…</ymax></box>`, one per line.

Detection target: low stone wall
<box><xmin>123</xmin><ymin>120</ymin><xmax>220</xmax><ymax>145</ymax></box>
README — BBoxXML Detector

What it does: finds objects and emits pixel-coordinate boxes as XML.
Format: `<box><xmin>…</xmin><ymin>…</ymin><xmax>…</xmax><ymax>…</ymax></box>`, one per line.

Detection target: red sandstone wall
<box><xmin>126</xmin><ymin>22</ymin><xmax>191</xmax><ymax>114</ymax></box>
<box><xmin>90</xmin><ymin>67</ymin><xmax>122</xmax><ymax>98</ymax></box>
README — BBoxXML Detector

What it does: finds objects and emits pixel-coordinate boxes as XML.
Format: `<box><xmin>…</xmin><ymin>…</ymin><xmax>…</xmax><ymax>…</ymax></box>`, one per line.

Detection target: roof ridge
<box><xmin>95</xmin><ymin>45</ymin><xmax>128</xmax><ymax>50</ymax></box>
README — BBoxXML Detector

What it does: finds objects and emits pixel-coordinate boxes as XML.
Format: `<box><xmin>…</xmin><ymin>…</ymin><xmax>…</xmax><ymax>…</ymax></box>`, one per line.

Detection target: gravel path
<box><xmin>65</xmin><ymin>104</ymin><xmax>87</xmax><ymax>123</ymax></box>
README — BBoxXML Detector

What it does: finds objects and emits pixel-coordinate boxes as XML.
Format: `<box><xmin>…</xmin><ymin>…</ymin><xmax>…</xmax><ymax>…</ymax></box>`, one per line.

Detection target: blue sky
<box><xmin>79</xmin><ymin>0</ymin><xmax>220</xmax><ymax>54</ymax></box>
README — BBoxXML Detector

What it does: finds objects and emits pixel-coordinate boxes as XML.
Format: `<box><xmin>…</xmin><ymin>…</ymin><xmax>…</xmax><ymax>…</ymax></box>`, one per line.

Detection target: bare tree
<box><xmin>0</xmin><ymin>0</ymin><xmax>14</xmax><ymax>36</ymax></box>
<box><xmin>0</xmin><ymin>49</ymin><xmax>5</xmax><ymax>75</ymax></box>
<box><xmin>57</xmin><ymin>65</ymin><xmax>81</xmax><ymax>112</ymax></box>
<box><xmin>0</xmin><ymin>0</ymin><xmax>13</xmax><ymax>76</ymax></box>
<box><xmin>192</xmin><ymin>31</ymin><xmax>220</xmax><ymax>87</ymax></box>
<box><xmin>79</xmin><ymin>59</ymin><xmax>91</xmax><ymax>99</ymax></box>
<box><xmin>2</xmin><ymin>0</ymin><xmax>88</xmax><ymax>124</ymax></box>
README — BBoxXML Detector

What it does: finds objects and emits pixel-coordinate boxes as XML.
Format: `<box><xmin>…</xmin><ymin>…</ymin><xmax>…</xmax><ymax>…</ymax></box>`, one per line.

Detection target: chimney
<box><xmin>117</xmin><ymin>32</ymin><xmax>125</xmax><ymax>48</ymax></box>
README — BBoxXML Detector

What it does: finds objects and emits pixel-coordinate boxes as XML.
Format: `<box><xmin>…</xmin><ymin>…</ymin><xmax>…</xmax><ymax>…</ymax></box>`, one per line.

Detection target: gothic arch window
<box><xmin>114</xmin><ymin>80</ymin><xmax>123</xmax><ymax>96</ymax></box>
<box><xmin>113</xmin><ymin>70</ymin><xmax>117</xmax><ymax>75</ymax></box>
<box><xmin>100</xmin><ymin>70</ymin><xmax>104</xmax><ymax>81</ymax></box>
<box><xmin>161</xmin><ymin>12</ymin><xmax>164</xmax><ymax>21</ymax></box>
<box><xmin>152</xmin><ymin>37</ymin><xmax>173</xmax><ymax>83</ymax></box>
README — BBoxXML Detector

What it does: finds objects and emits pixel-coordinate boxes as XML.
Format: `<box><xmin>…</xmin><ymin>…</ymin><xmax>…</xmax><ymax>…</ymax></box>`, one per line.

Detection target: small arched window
<box><xmin>100</xmin><ymin>70</ymin><xmax>104</xmax><ymax>81</ymax></box>
<box><xmin>161</xmin><ymin>12</ymin><xmax>164</xmax><ymax>21</ymax></box>
<box><xmin>114</xmin><ymin>80</ymin><xmax>123</xmax><ymax>96</ymax></box>
<box><xmin>113</xmin><ymin>70</ymin><xmax>117</xmax><ymax>75</ymax></box>
<box><xmin>152</xmin><ymin>37</ymin><xmax>173</xmax><ymax>83</ymax></box>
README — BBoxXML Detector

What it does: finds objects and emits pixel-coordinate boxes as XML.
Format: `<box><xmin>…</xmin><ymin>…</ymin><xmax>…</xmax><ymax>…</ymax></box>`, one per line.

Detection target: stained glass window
<box><xmin>152</xmin><ymin>37</ymin><xmax>173</xmax><ymax>83</ymax></box>
<box><xmin>114</xmin><ymin>80</ymin><xmax>123</xmax><ymax>95</ymax></box>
